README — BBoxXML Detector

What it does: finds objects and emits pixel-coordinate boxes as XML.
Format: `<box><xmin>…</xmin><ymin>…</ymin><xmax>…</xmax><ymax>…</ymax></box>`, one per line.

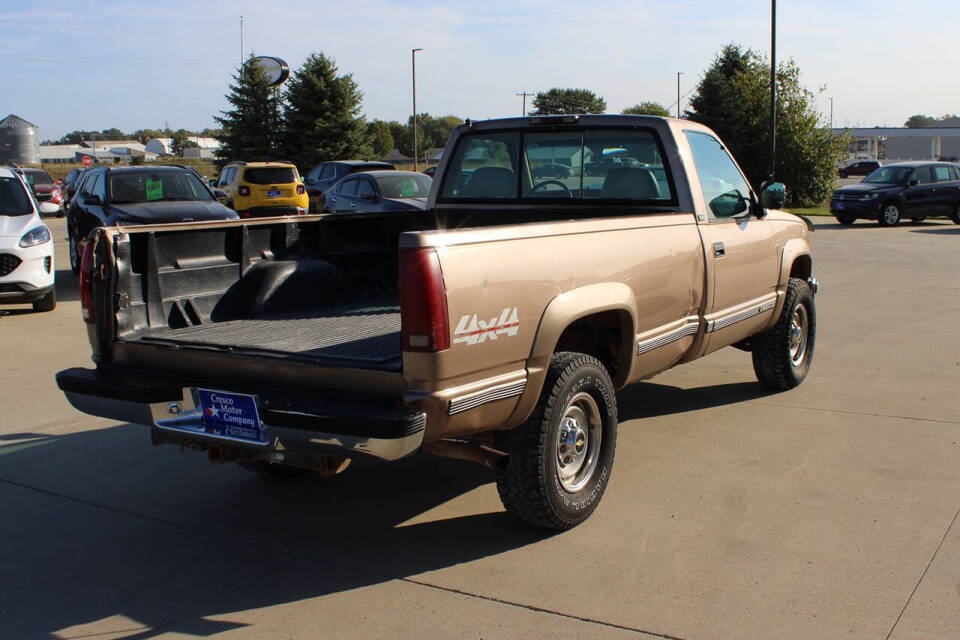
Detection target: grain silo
<box><xmin>0</xmin><ymin>114</ymin><xmax>40</xmax><ymax>164</ymax></box>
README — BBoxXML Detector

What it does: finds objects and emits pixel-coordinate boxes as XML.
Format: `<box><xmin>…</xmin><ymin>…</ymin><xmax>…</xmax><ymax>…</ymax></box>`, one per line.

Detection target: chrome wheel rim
<box><xmin>883</xmin><ymin>205</ymin><xmax>899</xmax><ymax>225</ymax></box>
<box><xmin>555</xmin><ymin>391</ymin><xmax>602</xmax><ymax>492</ymax></box>
<box><xmin>789</xmin><ymin>304</ymin><xmax>809</xmax><ymax>367</ymax></box>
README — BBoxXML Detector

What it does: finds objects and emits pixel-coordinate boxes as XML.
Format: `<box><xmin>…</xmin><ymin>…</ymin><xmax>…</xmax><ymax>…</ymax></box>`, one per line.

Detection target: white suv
<box><xmin>0</xmin><ymin>167</ymin><xmax>55</xmax><ymax>311</ymax></box>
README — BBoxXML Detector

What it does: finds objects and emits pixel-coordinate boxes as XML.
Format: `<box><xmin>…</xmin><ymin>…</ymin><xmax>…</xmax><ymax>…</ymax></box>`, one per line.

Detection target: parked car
<box><xmin>829</xmin><ymin>161</ymin><xmax>960</xmax><ymax>226</ymax></box>
<box><xmin>57</xmin><ymin>115</ymin><xmax>817</xmax><ymax>530</ymax></box>
<box><xmin>66</xmin><ymin>165</ymin><xmax>236</xmax><ymax>273</ymax></box>
<box><xmin>62</xmin><ymin>167</ymin><xmax>86</xmax><ymax>205</ymax></box>
<box><xmin>323</xmin><ymin>171</ymin><xmax>432</xmax><ymax>213</ymax></box>
<box><xmin>0</xmin><ymin>167</ymin><xmax>55</xmax><ymax>311</ymax></box>
<box><xmin>214</xmin><ymin>161</ymin><xmax>308</xmax><ymax>218</ymax></box>
<box><xmin>303</xmin><ymin>160</ymin><xmax>395</xmax><ymax>211</ymax></box>
<box><xmin>422</xmin><ymin>166</ymin><xmax>437</xmax><ymax>177</ymax></box>
<box><xmin>19</xmin><ymin>168</ymin><xmax>65</xmax><ymax>217</ymax></box>
<box><xmin>838</xmin><ymin>160</ymin><xmax>880</xmax><ymax>179</ymax></box>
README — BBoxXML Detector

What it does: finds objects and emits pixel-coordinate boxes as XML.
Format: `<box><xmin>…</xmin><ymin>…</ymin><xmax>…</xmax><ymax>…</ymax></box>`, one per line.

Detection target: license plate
<box><xmin>196</xmin><ymin>389</ymin><xmax>266</xmax><ymax>443</ymax></box>
<box><xmin>268</xmin><ymin>189</ymin><xmax>281</xmax><ymax>198</ymax></box>
<box><xmin>834</xmin><ymin>202</ymin><xmax>844</xmax><ymax>210</ymax></box>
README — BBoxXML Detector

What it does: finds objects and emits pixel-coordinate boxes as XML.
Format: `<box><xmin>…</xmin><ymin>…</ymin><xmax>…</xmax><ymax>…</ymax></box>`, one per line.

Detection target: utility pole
<box><xmin>516</xmin><ymin>91</ymin><xmax>532</xmax><ymax>117</ymax></box>
<box><xmin>676</xmin><ymin>72</ymin><xmax>683</xmax><ymax>118</ymax></box>
<box><xmin>412</xmin><ymin>48</ymin><xmax>423</xmax><ymax>172</ymax></box>
<box><xmin>767</xmin><ymin>0</ymin><xmax>777</xmax><ymax>181</ymax></box>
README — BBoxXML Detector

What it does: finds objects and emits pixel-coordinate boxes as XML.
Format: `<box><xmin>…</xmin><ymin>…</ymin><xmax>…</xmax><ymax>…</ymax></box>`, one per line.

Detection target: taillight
<box><xmin>51</xmin><ymin>189</ymin><xmax>62</xmax><ymax>204</ymax></box>
<box><xmin>296</xmin><ymin>184</ymin><xmax>305</xmax><ymax>195</ymax></box>
<box><xmin>238</xmin><ymin>185</ymin><xmax>250</xmax><ymax>196</ymax></box>
<box><xmin>239</xmin><ymin>211</ymin><xmax>251</xmax><ymax>218</ymax></box>
<box><xmin>80</xmin><ymin>239</ymin><xmax>95</xmax><ymax>324</ymax></box>
<box><xmin>399</xmin><ymin>247</ymin><xmax>449</xmax><ymax>352</ymax></box>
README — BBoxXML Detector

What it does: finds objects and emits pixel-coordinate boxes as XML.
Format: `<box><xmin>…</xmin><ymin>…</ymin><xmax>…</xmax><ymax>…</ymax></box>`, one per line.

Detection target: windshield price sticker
<box><xmin>145</xmin><ymin>179</ymin><xmax>163</xmax><ymax>201</ymax></box>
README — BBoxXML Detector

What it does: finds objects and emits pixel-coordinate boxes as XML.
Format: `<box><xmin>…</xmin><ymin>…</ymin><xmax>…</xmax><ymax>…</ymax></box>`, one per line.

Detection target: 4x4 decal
<box><xmin>453</xmin><ymin>307</ymin><xmax>520</xmax><ymax>345</ymax></box>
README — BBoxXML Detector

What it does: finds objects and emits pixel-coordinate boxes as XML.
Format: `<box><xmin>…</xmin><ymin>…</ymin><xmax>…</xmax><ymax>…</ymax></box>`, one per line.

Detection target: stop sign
<box><xmin>81</xmin><ymin>155</ymin><xmax>92</xmax><ymax>167</ymax></box>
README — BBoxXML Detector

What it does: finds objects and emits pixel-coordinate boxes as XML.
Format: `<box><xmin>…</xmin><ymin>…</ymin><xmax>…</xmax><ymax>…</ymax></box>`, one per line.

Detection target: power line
<box><xmin>515</xmin><ymin>91</ymin><xmax>533</xmax><ymax>116</ymax></box>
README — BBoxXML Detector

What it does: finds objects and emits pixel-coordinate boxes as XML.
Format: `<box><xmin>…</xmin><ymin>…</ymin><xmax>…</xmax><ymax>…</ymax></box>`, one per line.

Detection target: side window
<box><xmin>933</xmin><ymin>166</ymin><xmax>953</xmax><ymax>182</ymax></box>
<box><xmin>685</xmin><ymin>131</ymin><xmax>752</xmax><ymax>218</ymax></box>
<box><xmin>338</xmin><ymin>178</ymin><xmax>358</xmax><ymax>196</ymax></box>
<box><xmin>91</xmin><ymin>175</ymin><xmax>106</xmax><ymax>201</ymax></box>
<box><xmin>319</xmin><ymin>164</ymin><xmax>336</xmax><ymax>180</ymax></box>
<box><xmin>80</xmin><ymin>174</ymin><xmax>97</xmax><ymax>195</ymax></box>
<box><xmin>911</xmin><ymin>167</ymin><xmax>933</xmax><ymax>185</ymax></box>
<box><xmin>356</xmin><ymin>179</ymin><xmax>376</xmax><ymax>198</ymax></box>
<box><xmin>306</xmin><ymin>166</ymin><xmax>321</xmax><ymax>181</ymax></box>
<box><xmin>951</xmin><ymin>166</ymin><xmax>960</xmax><ymax>181</ymax></box>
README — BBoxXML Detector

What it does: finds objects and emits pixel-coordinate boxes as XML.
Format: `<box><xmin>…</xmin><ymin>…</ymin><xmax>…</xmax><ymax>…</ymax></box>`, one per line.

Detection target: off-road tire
<box><xmin>878</xmin><ymin>202</ymin><xmax>901</xmax><ymax>226</ymax></box>
<box><xmin>752</xmin><ymin>278</ymin><xmax>816</xmax><ymax>390</ymax></box>
<box><xmin>33</xmin><ymin>289</ymin><xmax>56</xmax><ymax>312</ymax></box>
<box><xmin>837</xmin><ymin>216</ymin><xmax>855</xmax><ymax>225</ymax></box>
<box><xmin>495</xmin><ymin>352</ymin><xmax>617</xmax><ymax>530</ymax></box>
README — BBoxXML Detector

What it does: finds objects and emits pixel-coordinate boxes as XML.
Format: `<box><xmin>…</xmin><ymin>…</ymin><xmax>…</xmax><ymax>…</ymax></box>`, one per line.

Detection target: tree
<box><xmin>904</xmin><ymin>115</ymin><xmax>938</xmax><ymax>128</ymax></box>
<box><xmin>99</xmin><ymin>127</ymin><xmax>127</xmax><ymax>140</ymax></box>
<box><xmin>531</xmin><ymin>88</ymin><xmax>607</xmax><ymax>115</ymax></box>
<box><xmin>214</xmin><ymin>56</ymin><xmax>281</xmax><ymax>168</ymax></box>
<box><xmin>687</xmin><ymin>44</ymin><xmax>847</xmax><ymax>206</ymax></box>
<box><xmin>367</xmin><ymin>120</ymin><xmax>394</xmax><ymax>159</ymax></box>
<box><xmin>281</xmin><ymin>52</ymin><xmax>370</xmax><ymax>171</ymax></box>
<box><xmin>622</xmin><ymin>102</ymin><xmax>670</xmax><ymax>117</ymax></box>
<box><xmin>131</xmin><ymin>128</ymin><xmax>164</xmax><ymax>144</ymax></box>
<box><xmin>171</xmin><ymin>129</ymin><xmax>200</xmax><ymax>156</ymax></box>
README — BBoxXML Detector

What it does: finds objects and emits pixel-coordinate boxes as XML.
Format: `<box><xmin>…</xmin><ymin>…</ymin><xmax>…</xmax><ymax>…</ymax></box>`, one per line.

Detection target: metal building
<box><xmin>0</xmin><ymin>114</ymin><xmax>40</xmax><ymax>164</ymax></box>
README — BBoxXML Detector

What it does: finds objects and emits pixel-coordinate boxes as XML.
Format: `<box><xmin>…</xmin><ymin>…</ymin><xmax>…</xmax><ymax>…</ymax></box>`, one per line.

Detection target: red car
<box><xmin>20</xmin><ymin>168</ymin><xmax>65</xmax><ymax>217</ymax></box>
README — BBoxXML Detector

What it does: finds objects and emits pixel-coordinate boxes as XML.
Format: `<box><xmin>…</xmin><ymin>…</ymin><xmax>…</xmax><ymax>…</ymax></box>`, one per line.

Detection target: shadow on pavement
<box><xmin>0</xmin><ymin>422</ymin><xmax>549</xmax><ymax>638</ymax></box>
<box><xmin>911</xmin><ymin>227</ymin><xmax>960</xmax><ymax>235</ymax></box>
<box><xmin>617</xmin><ymin>380</ymin><xmax>770</xmax><ymax>421</ymax></box>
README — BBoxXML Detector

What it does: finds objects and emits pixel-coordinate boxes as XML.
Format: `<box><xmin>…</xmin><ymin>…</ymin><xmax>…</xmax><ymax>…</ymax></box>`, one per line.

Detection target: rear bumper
<box><xmin>56</xmin><ymin>367</ymin><xmax>425</xmax><ymax>462</ymax></box>
<box><xmin>240</xmin><ymin>205</ymin><xmax>308</xmax><ymax>218</ymax></box>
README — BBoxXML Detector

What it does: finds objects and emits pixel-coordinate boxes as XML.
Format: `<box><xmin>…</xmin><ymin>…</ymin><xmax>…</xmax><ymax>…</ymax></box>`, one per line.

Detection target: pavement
<box><xmin>2</xmin><ymin>216</ymin><xmax>959</xmax><ymax>639</ymax></box>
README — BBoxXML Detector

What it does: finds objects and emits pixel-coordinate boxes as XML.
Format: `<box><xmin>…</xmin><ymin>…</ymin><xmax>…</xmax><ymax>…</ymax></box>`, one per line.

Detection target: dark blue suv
<box><xmin>830</xmin><ymin>161</ymin><xmax>960</xmax><ymax>226</ymax></box>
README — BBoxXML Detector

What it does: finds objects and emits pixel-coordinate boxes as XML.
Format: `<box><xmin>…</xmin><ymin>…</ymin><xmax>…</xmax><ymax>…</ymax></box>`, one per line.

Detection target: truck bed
<box><xmin>138</xmin><ymin>305</ymin><xmax>401</xmax><ymax>370</ymax></box>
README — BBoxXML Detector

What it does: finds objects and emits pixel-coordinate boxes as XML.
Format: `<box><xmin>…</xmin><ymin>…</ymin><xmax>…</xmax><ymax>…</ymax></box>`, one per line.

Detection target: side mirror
<box><xmin>907</xmin><ymin>179</ymin><xmax>919</xmax><ymax>187</ymax></box>
<box><xmin>213</xmin><ymin>189</ymin><xmax>227</xmax><ymax>199</ymax></box>
<box><xmin>708</xmin><ymin>190</ymin><xmax>749</xmax><ymax>218</ymax></box>
<box><xmin>85</xmin><ymin>194</ymin><xmax>102</xmax><ymax>206</ymax></box>
<box><xmin>759</xmin><ymin>181</ymin><xmax>786</xmax><ymax>209</ymax></box>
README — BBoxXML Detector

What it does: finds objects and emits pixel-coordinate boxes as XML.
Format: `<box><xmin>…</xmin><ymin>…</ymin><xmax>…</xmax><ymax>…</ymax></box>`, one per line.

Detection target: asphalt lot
<box><xmin>2</xmin><ymin>216</ymin><xmax>960</xmax><ymax>639</ymax></box>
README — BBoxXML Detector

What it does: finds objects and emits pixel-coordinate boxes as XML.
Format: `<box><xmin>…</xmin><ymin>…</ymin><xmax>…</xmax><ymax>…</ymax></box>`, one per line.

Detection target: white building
<box><xmin>146</xmin><ymin>136</ymin><xmax>221</xmax><ymax>156</ymax></box>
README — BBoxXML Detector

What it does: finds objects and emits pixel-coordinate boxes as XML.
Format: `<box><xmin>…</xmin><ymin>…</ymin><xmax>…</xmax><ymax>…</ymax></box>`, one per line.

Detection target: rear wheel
<box><xmin>495</xmin><ymin>352</ymin><xmax>617</xmax><ymax>530</ymax></box>
<box><xmin>911</xmin><ymin>217</ymin><xmax>924</xmax><ymax>223</ymax></box>
<box><xmin>68</xmin><ymin>231</ymin><xmax>81</xmax><ymax>275</ymax></box>
<box><xmin>837</xmin><ymin>216</ymin><xmax>855</xmax><ymax>225</ymax></box>
<box><xmin>878</xmin><ymin>202</ymin><xmax>901</xmax><ymax>226</ymax></box>
<box><xmin>951</xmin><ymin>203</ymin><xmax>960</xmax><ymax>225</ymax></box>
<box><xmin>32</xmin><ymin>289</ymin><xmax>56</xmax><ymax>313</ymax></box>
<box><xmin>752</xmin><ymin>278</ymin><xmax>816</xmax><ymax>390</ymax></box>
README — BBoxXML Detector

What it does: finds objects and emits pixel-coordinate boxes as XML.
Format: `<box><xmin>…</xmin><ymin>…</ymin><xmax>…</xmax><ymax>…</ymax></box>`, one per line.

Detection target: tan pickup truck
<box><xmin>57</xmin><ymin>115</ymin><xmax>817</xmax><ymax>529</ymax></box>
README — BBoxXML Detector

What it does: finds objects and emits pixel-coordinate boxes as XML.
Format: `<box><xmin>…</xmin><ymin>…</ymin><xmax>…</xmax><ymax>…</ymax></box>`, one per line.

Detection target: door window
<box><xmin>933</xmin><ymin>166</ymin><xmax>954</xmax><ymax>182</ymax></box>
<box><xmin>80</xmin><ymin>173</ymin><xmax>97</xmax><ymax>195</ymax></box>
<box><xmin>319</xmin><ymin>164</ymin><xmax>337</xmax><ymax>180</ymax></box>
<box><xmin>911</xmin><ymin>167</ymin><xmax>933</xmax><ymax>184</ymax></box>
<box><xmin>338</xmin><ymin>178</ymin><xmax>358</xmax><ymax>197</ymax></box>
<box><xmin>685</xmin><ymin>131</ymin><xmax>752</xmax><ymax>219</ymax></box>
<box><xmin>91</xmin><ymin>175</ymin><xmax>106</xmax><ymax>201</ymax></box>
<box><xmin>355</xmin><ymin>179</ymin><xmax>376</xmax><ymax>199</ymax></box>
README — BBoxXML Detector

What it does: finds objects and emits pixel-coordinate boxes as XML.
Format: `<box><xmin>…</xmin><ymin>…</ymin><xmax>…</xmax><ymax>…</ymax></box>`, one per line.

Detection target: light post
<box><xmin>676</xmin><ymin>72</ymin><xmax>683</xmax><ymax>118</ymax></box>
<box><xmin>412</xmin><ymin>48</ymin><xmax>423</xmax><ymax>171</ymax></box>
<box><xmin>768</xmin><ymin>0</ymin><xmax>777</xmax><ymax>180</ymax></box>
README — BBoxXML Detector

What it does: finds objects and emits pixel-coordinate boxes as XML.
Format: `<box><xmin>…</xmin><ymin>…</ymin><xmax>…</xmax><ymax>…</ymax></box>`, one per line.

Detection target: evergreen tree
<box><xmin>281</xmin><ymin>52</ymin><xmax>370</xmax><ymax>171</ymax></box>
<box><xmin>622</xmin><ymin>102</ymin><xmax>670</xmax><ymax>117</ymax></box>
<box><xmin>214</xmin><ymin>56</ymin><xmax>280</xmax><ymax>168</ymax></box>
<box><xmin>531</xmin><ymin>88</ymin><xmax>606</xmax><ymax>115</ymax></box>
<box><xmin>688</xmin><ymin>44</ymin><xmax>848</xmax><ymax>206</ymax></box>
<box><xmin>367</xmin><ymin>120</ymin><xmax>394</xmax><ymax>159</ymax></box>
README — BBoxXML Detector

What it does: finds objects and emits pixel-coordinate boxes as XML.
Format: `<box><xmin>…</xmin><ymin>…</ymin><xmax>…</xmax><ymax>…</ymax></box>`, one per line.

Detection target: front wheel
<box><xmin>878</xmin><ymin>202</ymin><xmax>901</xmax><ymax>226</ymax></box>
<box><xmin>752</xmin><ymin>278</ymin><xmax>816</xmax><ymax>390</ymax></box>
<box><xmin>495</xmin><ymin>352</ymin><xmax>617</xmax><ymax>530</ymax></box>
<box><xmin>33</xmin><ymin>289</ymin><xmax>56</xmax><ymax>312</ymax></box>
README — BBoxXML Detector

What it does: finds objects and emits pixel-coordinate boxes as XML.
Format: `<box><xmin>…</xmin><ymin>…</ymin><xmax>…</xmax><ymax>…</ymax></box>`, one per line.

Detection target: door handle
<box><xmin>713</xmin><ymin>242</ymin><xmax>726</xmax><ymax>258</ymax></box>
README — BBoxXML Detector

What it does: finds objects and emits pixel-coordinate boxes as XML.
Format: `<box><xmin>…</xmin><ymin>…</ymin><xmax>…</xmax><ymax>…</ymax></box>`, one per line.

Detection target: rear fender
<box><xmin>504</xmin><ymin>283</ymin><xmax>637</xmax><ymax>429</ymax></box>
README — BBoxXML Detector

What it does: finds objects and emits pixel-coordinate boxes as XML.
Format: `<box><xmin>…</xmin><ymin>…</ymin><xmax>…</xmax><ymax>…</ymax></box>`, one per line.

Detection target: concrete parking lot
<box><xmin>2</xmin><ymin>216</ymin><xmax>959</xmax><ymax>639</ymax></box>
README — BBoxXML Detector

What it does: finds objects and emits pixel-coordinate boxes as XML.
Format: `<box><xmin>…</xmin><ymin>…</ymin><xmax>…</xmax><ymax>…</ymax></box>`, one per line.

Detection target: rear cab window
<box><xmin>439</xmin><ymin>127</ymin><xmax>677</xmax><ymax>206</ymax></box>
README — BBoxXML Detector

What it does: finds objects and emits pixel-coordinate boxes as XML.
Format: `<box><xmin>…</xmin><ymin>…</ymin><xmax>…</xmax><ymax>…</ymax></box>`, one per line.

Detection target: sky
<box><xmin>2</xmin><ymin>0</ymin><xmax>958</xmax><ymax>141</ymax></box>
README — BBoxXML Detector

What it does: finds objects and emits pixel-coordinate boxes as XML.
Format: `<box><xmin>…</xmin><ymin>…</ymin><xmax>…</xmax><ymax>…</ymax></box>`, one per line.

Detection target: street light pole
<box><xmin>676</xmin><ymin>72</ymin><xmax>683</xmax><ymax>118</ymax></box>
<box><xmin>767</xmin><ymin>0</ymin><xmax>777</xmax><ymax>181</ymax></box>
<box><xmin>412</xmin><ymin>48</ymin><xmax>423</xmax><ymax>172</ymax></box>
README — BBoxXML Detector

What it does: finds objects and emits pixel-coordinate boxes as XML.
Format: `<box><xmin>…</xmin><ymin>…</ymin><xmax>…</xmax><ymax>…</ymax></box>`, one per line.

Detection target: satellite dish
<box><xmin>252</xmin><ymin>56</ymin><xmax>289</xmax><ymax>87</ymax></box>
